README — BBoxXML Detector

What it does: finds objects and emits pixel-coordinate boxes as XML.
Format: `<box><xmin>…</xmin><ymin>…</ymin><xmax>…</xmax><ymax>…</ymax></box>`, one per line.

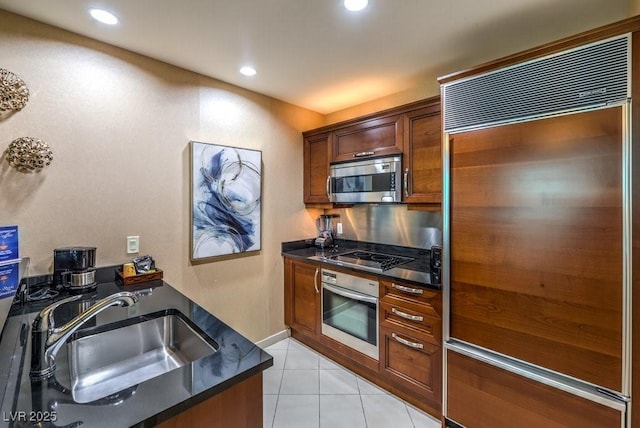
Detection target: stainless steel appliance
<box><xmin>315</xmin><ymin>214</ymin><xmax>335</xmax><ymax>249</ymax></box>
<box><xmin>320</xmin><ymin>269</ymin><xmax>379</xmax><ymax>360</ymax></box>
<box><xmin>329</xmin><ymin>156</ymin><xmax>401</xmax><ymax>203</ymax></box>
<box><xmin>53</xmin><ymin>247</ymin><xmax>97</xmax><ymax>291</ymax></box>
<box><xmin>316</xmin><ymin>250</ymin><xmax>413</xmax><ymax>274</ymax></box>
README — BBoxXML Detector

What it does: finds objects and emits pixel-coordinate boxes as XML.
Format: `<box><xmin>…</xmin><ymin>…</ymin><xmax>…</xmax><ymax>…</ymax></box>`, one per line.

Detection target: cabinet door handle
<box><xmin>326</xmin><ymin>175</ymin><xmax>332</xmax><ymax>201</ymax></box>
<box><xmin>392</xmin><ymin>332</ymin><xmax>424</xmax><ymax>349</ymax></box>
<box><xmin>353</xmin><ymin>151</ymin><xmax>374</xmax><ymax>158</ymax></box>
<box><xmin>314</xmin><ymin>268</ymin><xmax>320</xmax><ymax>294</ymax></box>
<box><xmin>392</xmin><ymin>307</ymin><xmax>423</xmax><ymax>322</ymax></box>
<box><xmin>392</xmin><ymin>283</ymin><xmax>423</xmax><ymax>295</ymax></box>
<box><xmin>404</xmin><ymin>168</ymin><xmax>409</xmax><ymax>197</ymax></box>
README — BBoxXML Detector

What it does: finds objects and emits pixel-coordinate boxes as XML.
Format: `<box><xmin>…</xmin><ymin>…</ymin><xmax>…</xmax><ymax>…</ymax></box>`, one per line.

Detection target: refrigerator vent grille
<box><xmin>443</xmin><ymin>35</ymin><xmax>629</xmax><ymax>131</ymax></box>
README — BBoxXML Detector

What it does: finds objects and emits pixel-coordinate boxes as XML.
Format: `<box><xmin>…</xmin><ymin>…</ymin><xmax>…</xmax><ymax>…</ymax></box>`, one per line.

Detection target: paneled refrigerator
<box><xmin>441</xmin><ymin>32</ymin><xmax>634</xmax><ymax>427</ymax></box>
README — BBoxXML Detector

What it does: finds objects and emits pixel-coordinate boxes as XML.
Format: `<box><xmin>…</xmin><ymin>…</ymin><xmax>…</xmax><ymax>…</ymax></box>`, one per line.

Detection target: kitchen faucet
<box><xmin>30</xmin><ymin>291</ymin><xmax>138</xmax><ymax>380</ymax></box>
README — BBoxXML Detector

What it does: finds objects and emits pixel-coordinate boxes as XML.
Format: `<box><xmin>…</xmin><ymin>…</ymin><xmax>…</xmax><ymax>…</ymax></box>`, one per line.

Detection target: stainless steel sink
<box><xmin>65</xmin><ymin>311</ymin><xmax>218</xmax><ymax>403</ymax></box>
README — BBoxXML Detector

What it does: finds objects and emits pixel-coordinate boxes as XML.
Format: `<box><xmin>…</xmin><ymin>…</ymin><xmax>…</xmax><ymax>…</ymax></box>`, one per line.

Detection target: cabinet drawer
<box><xmin>380</xmin><ymin>297</ymin><xmax>441</xmax><ymax>343</ymax></box>
<box><xmin>380</xmin><ymin>325</ymin><xmax>442</xmax><ymax>406</ymax></box>
<box><xmin>380</xmin><ymin>279</ymin><xmax>441</xmax><ymax>309</ymax></box>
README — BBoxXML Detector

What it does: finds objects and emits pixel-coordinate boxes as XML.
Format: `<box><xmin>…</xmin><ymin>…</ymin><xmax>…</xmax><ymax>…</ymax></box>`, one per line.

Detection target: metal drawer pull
<box><xmin>392</xmin><ymin>333</ymin><xmax>424</xmax><ymax>349</ymax></box>
<box><xmin>314</xmin><ymin>268</ymin><xmax>319</xmax><ymax>294</ymax></box>
<box><xmin>353</xmin><ymin>151</ymin><xmax>375</xmax><ymax>158</ymax></box>
<box><xmin>392</xmin><ymin>283</ymin><xmax>423</xmax><ymax>295</ymax></box>
<box><xmin>404</xmin><ymin>168</ymin><xmax>409</xmax><ymax>197</ymax></box>
<box><xmin>392</xmin><ymin>307</ymin><xmax>423</xmax><ymax>322</ymax></box>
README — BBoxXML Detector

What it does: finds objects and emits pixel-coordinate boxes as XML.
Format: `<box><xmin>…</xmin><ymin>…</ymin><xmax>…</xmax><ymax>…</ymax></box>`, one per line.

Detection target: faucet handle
<box><xmin>33</xmin><ymin>294</ymin><xmax>84</xmax><ymax>333</ymax></box>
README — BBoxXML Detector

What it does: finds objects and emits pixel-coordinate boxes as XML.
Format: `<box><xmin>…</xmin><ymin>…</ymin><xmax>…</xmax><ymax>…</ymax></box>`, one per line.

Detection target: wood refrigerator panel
<box><xmin>445</xmin><ymin>351</ymin><xmax>623</xmax><ymax>428</ymax></box>
<box><xmin>449</xmin><ymin>106</ymin><xmax>624</xmax><ymax>391</ymax></box>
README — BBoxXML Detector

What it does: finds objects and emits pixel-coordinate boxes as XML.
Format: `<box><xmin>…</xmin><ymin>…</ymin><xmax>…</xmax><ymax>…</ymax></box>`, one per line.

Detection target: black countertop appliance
<box><xmin>53</xmin><ymin>246</ymin><xmax>97</xmax><ymax>290</ymax></box>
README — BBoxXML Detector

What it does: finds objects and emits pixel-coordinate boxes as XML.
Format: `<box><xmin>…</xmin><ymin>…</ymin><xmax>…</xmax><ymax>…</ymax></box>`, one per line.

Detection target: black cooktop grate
<box><xmin>333</xmin><ymin>250</ymin><xmax>413</xmax><ymax>271</ymax></box>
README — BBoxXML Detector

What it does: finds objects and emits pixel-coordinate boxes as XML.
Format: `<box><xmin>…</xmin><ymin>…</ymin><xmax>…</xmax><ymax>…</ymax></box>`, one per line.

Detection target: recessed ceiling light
<box><xmin>344</xmin><ymin>0</ymin><xmax>368</xmax><ymax>12</ymax></box>
<box><xmin>89</xmin><ymin>9</ymin><xmax>119</xmax><ymax>25</ymax></box>
<box><xmin>239</xmin><ymin>66</ymin><xmax>257</xmax><ymax>77</ymax></box>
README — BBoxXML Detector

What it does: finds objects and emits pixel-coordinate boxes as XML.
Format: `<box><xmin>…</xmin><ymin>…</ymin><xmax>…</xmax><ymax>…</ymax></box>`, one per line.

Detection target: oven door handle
<box><xmin>322</xmin><ymin>283</ymin><xmax>377</xmax><ymax>305</ymax></box>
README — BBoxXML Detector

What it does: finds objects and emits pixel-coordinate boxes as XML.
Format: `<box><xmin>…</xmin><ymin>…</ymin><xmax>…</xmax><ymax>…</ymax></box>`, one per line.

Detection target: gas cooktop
<box><xmin>316</xmin><ymin>250</ymin><xmax>414</xmax><ymax>273</ymax></box>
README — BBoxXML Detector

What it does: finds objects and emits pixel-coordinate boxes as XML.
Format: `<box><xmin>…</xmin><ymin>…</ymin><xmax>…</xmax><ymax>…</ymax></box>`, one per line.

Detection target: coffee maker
<box><xmin>315</xmin><ymin>215</ymin><xmax>336</xmax><ymax>249</ymax></box>
<box><xmin>53</xmin><ymin>246</ymin><xmax>97</xmax><ymax>291</ymax></box>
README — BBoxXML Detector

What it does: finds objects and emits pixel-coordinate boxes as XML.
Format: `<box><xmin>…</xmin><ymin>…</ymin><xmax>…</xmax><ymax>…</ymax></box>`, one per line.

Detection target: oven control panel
<box><xmin>321</xmin><ymin>269</ymin><xmax>379</xmax><ymax>298</ymax></box>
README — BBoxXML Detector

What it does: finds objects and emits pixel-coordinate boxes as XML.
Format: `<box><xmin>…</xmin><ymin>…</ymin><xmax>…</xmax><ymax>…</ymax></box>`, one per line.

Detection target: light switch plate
<box><xmin>126</xmin><ymin>236</ymin><xmax>139</xmax><ymax>254</ymax></box>
<box><xmin>336</xmin><ymin>222</ymin><xmax>343</xmax><ymax>235</ymax></box>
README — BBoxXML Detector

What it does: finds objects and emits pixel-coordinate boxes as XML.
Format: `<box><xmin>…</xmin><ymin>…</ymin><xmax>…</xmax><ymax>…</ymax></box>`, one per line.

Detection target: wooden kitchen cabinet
<box><xmin>403</xmin><ymin>102</ymin><xmax>442</xmax><ymax>204</ymax></box>
<box><xmin>379</xmin><ymin>278</ymin><xmax>442</xmax><ymax>412</ymax></box>
<box><xmin>331</xmin><ymin>114</ymin><xmax>403</xmax><ymax>163</ymax></box>
<box><xmin>303</xmin><ymin>132</ymin><xmax>332</xmax><ymax>204</ymax></box>
<box><xmin>284</xmin><ymin>258</ymin><xmax>321</xmax><ymax>338</ymax></box>
<box><xmin>301</xmin><ymin>96</ymin><xmax>442</xmax><ymax>207</ymax></box>
<box><xmin>380</xmin><ymin>325</ymin><xmax>442</xmax><ymax>408</ymax></box>
<box><xmin>158</xmin><ymin>373</ymin><xmax>263</xmax><ymax>428</ymax></box>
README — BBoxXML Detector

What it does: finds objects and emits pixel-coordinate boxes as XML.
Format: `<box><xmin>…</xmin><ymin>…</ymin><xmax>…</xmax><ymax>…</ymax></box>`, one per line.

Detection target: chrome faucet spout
<box><xmin>30</xmin><ymin>291</ymin><xmax>138</xmax><ymax>380</ymax></box>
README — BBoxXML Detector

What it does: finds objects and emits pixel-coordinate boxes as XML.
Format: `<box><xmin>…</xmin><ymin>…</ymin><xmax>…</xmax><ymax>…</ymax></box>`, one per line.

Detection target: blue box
<box><xmin>0</xmin><ymin>225</ymin><xmax>18</xmax><ymax>262</ymax></box>
<box><xmin>0</xmin><ymin>262</ymin><xmax>19</xmax><ymax>299</ymax></box>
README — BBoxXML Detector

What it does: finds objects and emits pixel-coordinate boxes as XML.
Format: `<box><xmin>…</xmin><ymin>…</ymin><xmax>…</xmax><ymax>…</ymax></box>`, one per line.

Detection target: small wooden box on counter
<box><xmin>116</xmin><ymin>268</ymin><xmax>163</xmax><ymax>285</ymax></box>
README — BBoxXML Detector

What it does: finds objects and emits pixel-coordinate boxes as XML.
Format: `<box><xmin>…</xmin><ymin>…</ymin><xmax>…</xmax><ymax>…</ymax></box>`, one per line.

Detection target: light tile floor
<box><xmin>263</xmin><ymin>338</ymin><xmax>441</xmax><ymax>428</ymax></box>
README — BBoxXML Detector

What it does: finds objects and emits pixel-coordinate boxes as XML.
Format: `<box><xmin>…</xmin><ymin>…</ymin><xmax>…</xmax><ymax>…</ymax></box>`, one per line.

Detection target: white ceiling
<box><xmin>0</xmin><ymin>0</ymin><xmax>630</xmax><ymax>114</ymax></box>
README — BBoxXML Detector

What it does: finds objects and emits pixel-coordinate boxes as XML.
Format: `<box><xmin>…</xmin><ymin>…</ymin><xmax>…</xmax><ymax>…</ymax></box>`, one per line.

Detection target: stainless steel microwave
<box><xmin>329</xmin><ymin>155</ymin><xmax>401</xmax><ymax>203</ymax></box>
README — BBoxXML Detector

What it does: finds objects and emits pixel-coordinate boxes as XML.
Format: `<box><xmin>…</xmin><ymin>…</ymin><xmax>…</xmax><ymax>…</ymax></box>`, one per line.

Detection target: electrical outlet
<box><xmin>126</xmin><ymin>236</ymin><xmax>139</xmax><ymax>254</ymax></box>
<box><xmin>336</xmin><ymin>222</ymin><xmax>343</xmax><ymax>235</ymax></box>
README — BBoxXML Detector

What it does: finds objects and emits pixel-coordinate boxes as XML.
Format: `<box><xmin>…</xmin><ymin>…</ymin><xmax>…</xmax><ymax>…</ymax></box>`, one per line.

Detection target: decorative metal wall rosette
<box><xmin>0</xmin><ymin>68</ymin><xmax>29</xmax><ymax>112</ymax></box>
<box><xmin>6</xmin><ymin>137</ymin><xmax>53</xmax><ymax>172</ymax></box>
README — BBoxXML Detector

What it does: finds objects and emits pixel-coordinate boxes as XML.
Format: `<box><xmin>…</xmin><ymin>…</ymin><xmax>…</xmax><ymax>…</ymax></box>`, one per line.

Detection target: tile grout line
<box><xmin>317</xmin><ymin>356</ymin><xmax>321</xmax><ymax>427</ymax></box>
<box><xmin>356</xmin><ymin>374</ymin><xmax>370</xmax><ymax>428</ymax></box>
<box><xmin>269</xmin><ymin>338</ymin><xmax>289</xmax><ymax>428</ymax></box>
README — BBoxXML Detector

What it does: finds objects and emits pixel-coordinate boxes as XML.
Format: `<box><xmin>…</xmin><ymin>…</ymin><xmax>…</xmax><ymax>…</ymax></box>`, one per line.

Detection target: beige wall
<box><xmin>325</xmin><ymin>80</ymin><xmax>440</xmax><ymax>125</ymax></box>
<box><xmin>632</xmin><ymin>0</ymin><xmax>640</xmax><ymax>16</ymax></box>
<box><xmin>0</xmin><ymin>11</ymin><xmax>324</xmax><ymax>341</ymax></box>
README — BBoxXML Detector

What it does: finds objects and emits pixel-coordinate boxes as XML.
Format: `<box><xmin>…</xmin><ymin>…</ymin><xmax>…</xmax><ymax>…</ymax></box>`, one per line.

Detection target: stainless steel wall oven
<box><xmin>320</xmin><ymin>269</ymin><xmax>379</xmax><ymax>360</ymax></box>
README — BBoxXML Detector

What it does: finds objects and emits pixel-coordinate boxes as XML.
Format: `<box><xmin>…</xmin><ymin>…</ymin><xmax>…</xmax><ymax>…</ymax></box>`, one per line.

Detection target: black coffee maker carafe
<box><xmin>53</xmin><ymin>246</ymin><xmax>97</xmax><ymax>291</ymax></box>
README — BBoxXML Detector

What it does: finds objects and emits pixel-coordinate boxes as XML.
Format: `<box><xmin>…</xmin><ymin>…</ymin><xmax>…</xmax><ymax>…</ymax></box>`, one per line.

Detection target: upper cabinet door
<box><xmin>403</xmin><ymin>104</ymin><xmax>442</xmax><ymax>204</ymax></box>
<box><xmin>303</xmin><ymin>132</ymin><xmax>331</xmax><ymax>204</ymax></box>
<box><xmin>331</xmin><ymin>114</ymin><xmax>403</xmax><ymax>163</ymax></box>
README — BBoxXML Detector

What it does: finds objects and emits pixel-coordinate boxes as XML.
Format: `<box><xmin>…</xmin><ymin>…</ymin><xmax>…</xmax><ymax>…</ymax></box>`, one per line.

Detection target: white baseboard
<box><xmin>256</xmin><ymin>329</ymin><xmax>290</xmax><ymax>349</ymax></box>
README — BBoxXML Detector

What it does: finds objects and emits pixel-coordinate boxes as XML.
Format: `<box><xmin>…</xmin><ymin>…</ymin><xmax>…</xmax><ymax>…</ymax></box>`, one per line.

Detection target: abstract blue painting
<box><xmin>190</xmin><ymin>141</ymin><xmax>262</xmax><ymax>261</ymax></box>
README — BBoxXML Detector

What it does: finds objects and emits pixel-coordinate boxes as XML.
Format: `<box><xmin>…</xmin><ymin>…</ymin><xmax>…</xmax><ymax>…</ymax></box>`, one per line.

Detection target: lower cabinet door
<box><xmin>284</xmin><ymin>258</ymin><xmax>320</xmax><ymax>337</ymax></box>
<box><xmin>380</xmin><ymin>325</ymin><xmax>442</xmax><ymax>410</ymax></box>
<box><xmin>446</xmin><ymin>350</ymin><xmax>624</xmax><ymax>428</ymax></box>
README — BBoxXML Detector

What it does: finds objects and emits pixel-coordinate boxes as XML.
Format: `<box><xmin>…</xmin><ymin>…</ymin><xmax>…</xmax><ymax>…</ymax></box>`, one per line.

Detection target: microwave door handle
<box><xmin>353</xmin><ymin>151</ymin><xmax>375</xmax><ymax>158</ymax></box>
<box><xmin>326</xmin><ymin>175</ymin><xmax>332</xmax><ymax>201</ymax></box>
<box><xmin>322</xmin><ymin>283</ymin><xmax>377</xmax><ymax>305</ymax></box>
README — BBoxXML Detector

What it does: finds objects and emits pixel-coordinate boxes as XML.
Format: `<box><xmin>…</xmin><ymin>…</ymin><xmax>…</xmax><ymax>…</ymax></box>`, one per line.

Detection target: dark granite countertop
<box><xmin>282</xmin><ymin>239</ymin><xmax>440</xmax><ymax>290</ymax></box>
<box><xmin>0</xmin><ymin>270</ymin><xmax>272</xmax><ymax>427</ymax></box>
